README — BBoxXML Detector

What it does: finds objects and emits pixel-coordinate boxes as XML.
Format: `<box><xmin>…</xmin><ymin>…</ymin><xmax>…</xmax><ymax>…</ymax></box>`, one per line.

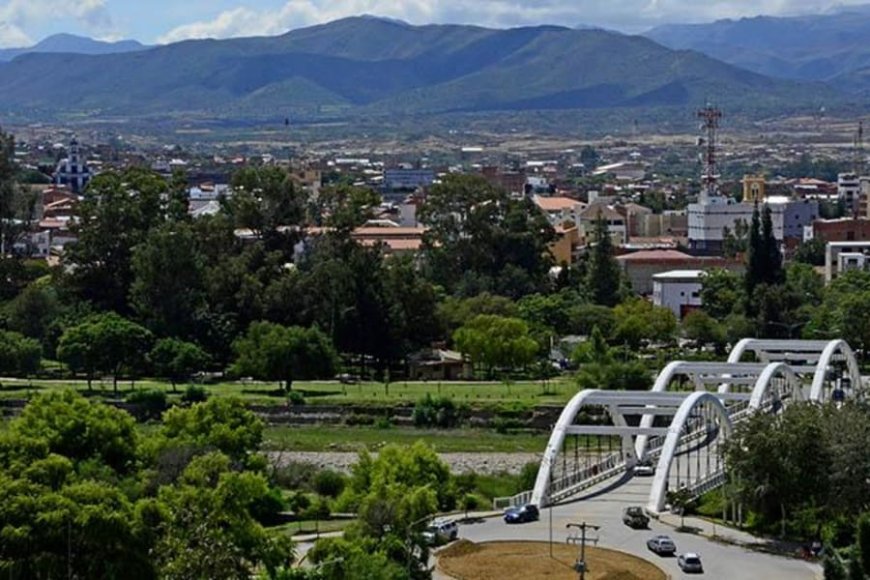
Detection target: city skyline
<box><xmin>2</xmin><ymin>0</ymin><xmax>870</xmax><ymax>47</ymax></box>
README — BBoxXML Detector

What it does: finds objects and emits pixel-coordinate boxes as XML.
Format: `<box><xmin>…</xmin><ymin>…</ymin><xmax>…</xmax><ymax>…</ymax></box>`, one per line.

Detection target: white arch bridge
<box><xmin>499</xmin><ymin>339</ymin><xmax>864</xmax><ymax>515</ymax></box>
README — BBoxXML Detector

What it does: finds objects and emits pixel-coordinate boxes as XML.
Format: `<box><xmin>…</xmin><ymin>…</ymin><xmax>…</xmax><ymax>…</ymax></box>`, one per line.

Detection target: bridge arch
<box><xmin>728</xmin><ymin>339</ymin><xmax>861</xmax><ymax>403</ymax></box>
<box><xmin>647</xmin><ymin>392</ymin><xmax>733</xmax><ymax>514</ymax></box>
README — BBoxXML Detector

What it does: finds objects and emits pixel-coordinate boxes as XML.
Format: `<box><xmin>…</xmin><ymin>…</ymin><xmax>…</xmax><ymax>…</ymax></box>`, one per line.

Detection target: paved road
<box><xmin>453</xmin><ymin>474</ymin><xmax>821</xmax><ymax>580</ymax></box>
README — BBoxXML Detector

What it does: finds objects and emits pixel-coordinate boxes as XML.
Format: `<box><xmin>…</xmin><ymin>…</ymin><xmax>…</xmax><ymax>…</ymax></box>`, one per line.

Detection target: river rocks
<box><xmin>271</xmin><ymin>451</ymin><xmax>541</xmax><ymax>475</ymax></box>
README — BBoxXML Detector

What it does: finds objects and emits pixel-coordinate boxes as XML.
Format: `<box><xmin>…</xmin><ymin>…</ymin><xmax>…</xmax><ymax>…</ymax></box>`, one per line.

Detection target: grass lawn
<box><xmin>0</xmin><ymin>377</ymin><xmax>578</xmax><ymax>406</ymax></box>
<box><xmin>263</xmin><ymin>425</ymin><xmax>549</xmax><ymax>453</ymax></box>
<box><xmin>271</xmin><ymin>518</ymin><xmax>354</xmax><ymax>537</ymax></box>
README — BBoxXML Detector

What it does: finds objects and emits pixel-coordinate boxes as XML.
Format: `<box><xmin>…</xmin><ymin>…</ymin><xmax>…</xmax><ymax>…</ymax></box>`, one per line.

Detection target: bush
<box><xmin>287</xmin><ymin>491</ymin><xmax>311</xmax><ymax>514</ymax></box>
<box><xmin>181</xmin><ymin>385</ymin><xmax>208</xmax><ymax>404</ymax></box>
<box><xmin>250</xmin><ymin>486</ymin><xmax>286</xmax><ymax>525</ymax></box>
<box><xmin>271</xmin><ymin>461</ymin><xmax>319</xmax><ymax>491</ymax></box>
<box><xmin>374</xmin><ymin>416</ymin><xmax>393</xmax><ymax>429</ymax></box>
<box><xmin>126</xmin><ymin>388</ymin><xmax>168</xmax><ymax>420</ymax></box>
<box><xmin>313</xmin><ymin>469</ymin><xmax>346</xmax><ymax>499</ymax></box>
<box><xmin>287</xmin><ymin>391</ymin><xmax>305</xmax><ymax>406</ymax></box>
<box><xmin>519</xmin><ymin>462</ymin><xmax>539</xmax><ymax>490</ymax></box>
<box><xmin>413</xmin><ymin>394</ymin><xmax>463</xmax><ymax>428</ymax></box>
<box><xmin>301</xmin><ymin>497</ymin><xmax>331</xmax><ymax>521</ymax></box>
<box><xmin>344</xmin><ymin>413</ymin><xmax>375</xmax><ymax>426</ymax></box>
<box><xmin>492</xmin><ymin>417</ymin><xmax>524</xmax><ymax>434</ymax></box>
<box><xmin>0</xmin><ymin>330</ymin><xmax>42</xmax><ymax>376</ymax></box>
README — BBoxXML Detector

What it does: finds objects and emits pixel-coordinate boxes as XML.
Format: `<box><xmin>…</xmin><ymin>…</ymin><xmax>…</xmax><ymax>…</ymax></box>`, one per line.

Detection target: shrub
<box><xmin>519</xmin><ymin>462</ymin><xmax>539</xmax><ymax>490</ymax></box>
<box><xmin>271</xmin><ymin>461</ymin><xmax>319</xmax><ymax>491</ymax></box>
<box><xmin>181</xmin><ymin>385</ymin><xmax>208</xmax><ymax>404</ymax></box>
<box><xmin>413</xmin><ymin>394</ymin><xmax>463</xmax><ymax>428</ymax></box>
<box><xmin>250</xmin><ymin>486</ymin><xmax>286</xmax><ymax>525</ymax></box>
<box><xmin>126</xmin><ymin>388</ymin><xmax>168</xmax><ymax>420</ymax></box>
<box><xmin>287</xmin><ymin>491</ymin><xmax>311</xmax><ymax>514</ymax></box>
<box><xmin>313</xmin><ymin>470</ymin><xmax>346</xmax><ymax>499</ymax></box>
<box><xmin>287</xmin><ymin>391</ymin><xmax>305</xmax><ymax>406</ymax></box>
<box><xmin>301</xmin><ymin>497</ymin><xmax>331</xmax><ymax>521</ymax></box>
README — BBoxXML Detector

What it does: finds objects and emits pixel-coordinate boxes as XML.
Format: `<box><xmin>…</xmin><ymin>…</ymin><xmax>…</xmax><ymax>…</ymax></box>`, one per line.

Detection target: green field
<box><xmin>263</xmin><ymin>425</ymin><xmax>549</xmax><ymax>453</ymax></box>
<box><xmin>0</xmin><ymin>377</ymin><xmax>577</xmax><ymax>406</ymax></box>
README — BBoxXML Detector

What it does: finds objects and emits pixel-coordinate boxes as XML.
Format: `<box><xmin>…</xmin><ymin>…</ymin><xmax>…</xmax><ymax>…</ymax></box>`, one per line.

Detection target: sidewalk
<box><xmin>657</xmin><ymin>513</ymin><xmax>814</xmax><ymax>561</ymax></box>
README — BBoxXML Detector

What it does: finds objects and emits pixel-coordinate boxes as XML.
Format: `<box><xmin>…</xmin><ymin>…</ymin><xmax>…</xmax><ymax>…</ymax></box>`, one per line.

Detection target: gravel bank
<box><xmin>270</xmin><ymin>451</ymin><xmax>541</xmax><ymax>475</ymax></box>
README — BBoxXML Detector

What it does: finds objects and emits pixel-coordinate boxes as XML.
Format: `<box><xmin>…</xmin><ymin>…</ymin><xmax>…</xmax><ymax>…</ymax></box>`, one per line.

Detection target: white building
<box><xmin>825</xmin><ymin>241</ymin><xmax>870</xmax><ymax>282</ymax></box>
<box><xmin>838</xmin><ymin>173</ymin><xmax>861</xmax><ymax>212</ymax></box>
<box><xmin>53</xmin><ymin>137</ymin><xmax>92</xmax><ymax>194</ymax></box>
<box><xmin>688</xmin><ymin>198</ymin><xmax>818</xmax><ymax>253</ymax></box>
<box><xmin>652</xmin><ymin>270</ymin><xmax>705</xmax><ymax>319</ymax></box>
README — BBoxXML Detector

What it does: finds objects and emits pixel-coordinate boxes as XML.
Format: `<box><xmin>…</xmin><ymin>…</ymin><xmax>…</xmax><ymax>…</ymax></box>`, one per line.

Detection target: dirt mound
<box><xmin>437</xmin><ymin>540</ymin><xmax>665</xmax><ymax>580</ymax></box>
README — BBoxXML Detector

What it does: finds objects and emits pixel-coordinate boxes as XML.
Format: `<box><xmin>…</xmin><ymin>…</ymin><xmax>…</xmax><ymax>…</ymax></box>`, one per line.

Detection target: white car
<box><xmin>634</xmin><ymin>461</ymin><xmax>655</xmax><ymax>476</ymax></box>
<box><xmin>678</xmin><ymin>552</ymin><xmax>704</xmax><ymax>573</ymax></box>
<box><xmin>422</xmin><ymin>520</ymin><xmax>458</xmax><ymax>545</ymax></box>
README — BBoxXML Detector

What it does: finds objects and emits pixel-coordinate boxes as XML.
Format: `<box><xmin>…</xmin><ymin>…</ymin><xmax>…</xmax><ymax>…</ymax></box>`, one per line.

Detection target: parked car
<box><xmin>422</xmin><ymin>520</ymin><xmax>458</xmax><ymax>545</ymax></box>
<box><xmin>678</xmin><ymin>552</ymin><xmax>704</xmax><ymax>573</ymax></box>
<box><xmin>646</xmin><ymin>535</ymin><xmax>676</xmax><ymax>555</ymax></box>
<box><xmin>504</xmin><ymin>504</ymin><xmax>540</xmax><ymax>524</ymax></box>
<box><xmin>622</xmin><ymin>506</ymin><xmax>650</xmax><ymax>529</ymax></box>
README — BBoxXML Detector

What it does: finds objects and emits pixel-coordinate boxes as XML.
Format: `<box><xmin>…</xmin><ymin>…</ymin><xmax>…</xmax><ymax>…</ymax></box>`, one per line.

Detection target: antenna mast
<box><xmin>855</xmin><ymin>120</ymin><xmax>864</xmax><ymax>176</ymax></box>
<box><xmin>697</xmin><ymin>105</ymin><xmax>723</xmax><ymax>203</ymax></box>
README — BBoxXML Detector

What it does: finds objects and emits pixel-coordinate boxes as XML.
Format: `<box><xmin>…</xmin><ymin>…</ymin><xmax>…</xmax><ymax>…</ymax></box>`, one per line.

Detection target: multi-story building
<box><xmin>53</xmin><ymin>137</ymin><xmax>93</xmax><ymax>194</ymax></box>
<box><xmin>838</xmin><ymin>173</ymin><xmax>861</xmax><ymax>213</ymax></box>
<box><xmin>652</xmin><ymin>270</ymin><xmax>705</xmax><ymax>319</ymax></box>
<box><xmin>825</xmin><ymin>241</ymin><xmax>870</xmax><ymax>282</ymax></box>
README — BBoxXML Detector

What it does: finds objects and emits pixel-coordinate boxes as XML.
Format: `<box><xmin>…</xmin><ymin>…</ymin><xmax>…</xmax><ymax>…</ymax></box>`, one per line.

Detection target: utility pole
<box><xmin>566</xmin><ymin>522</ymin><xmax>600</xmax><ymax>580</ymax></box>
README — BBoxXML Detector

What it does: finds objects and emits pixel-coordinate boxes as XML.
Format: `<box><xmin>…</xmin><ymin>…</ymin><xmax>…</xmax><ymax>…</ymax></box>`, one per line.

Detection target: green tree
<box><xmin>858</xmin><ymin>513</ymin><xmax>870</xmax><ymax>578</ymax></box>
<box><xmin>150</xmin><ymin>338</ymin><xmax>211</xmax><ymax>392</ymax></box>
<box><xmin>612</xmin><ymin>297</ymin><xmax>677</xmax><ymax>349</ymax></box>
<box><xmin>700</xmin><ymin>269</ymin><xmax>743</xmax><ymax>320</ymax></box>
<box><xmin>453</xmin><ymin>315</ymin><xmax>538</xmax><ymax>377</ymax></box>
<box><xmin>4</xmin><ymin>279</ymin><xmax>59</xmax><ymax>343</ymax></box>
<box><xmin>160</xmin><ymin>398</ymin><xmax>264</xmax><ymax>461</ymax></box>
<box><xmin>65</xmin><ymin>168</ymin><xmax>169</xmax><ymax>312</ymax></box>
<box><xmin>232</xmin><ymin>322</ymin><xmax>337</xmax><ymax>391</ymax></box>
<box><xmin>0</xmin><ymin>329</ymin><xmax>41</xmax><ymax>375</ymax></box>
<box><xmin>794</xmin><ymin>237</ymin><xmax>826</xmax><ymax>266</ymax></box>
<box><xmin>745</xmin><ymin>204</ymin><xmax>784</xmax><ymax>312</ymax></box>
<box><xmin>57</xmin><ymin>313</ymin><xmax>154</xmax><ymax>393</ymax></box>
<box><xmin>682</xmin><ymin>310</ymin><xmax>726</xmax><ymax>353</ymax></box>
<box><xmin>223</xmin><ymin>166</ymin><xmax>305</xmax><ymax>255</ymax></box>
<box><xmin>0</xmin><ymin>127</ymin><xmax>37</xmax><ymax>256</ymax></box>
<box><xmin>585</xmin><ymin>211</ymin><xmax>623</xmax><ymax>307</ymax></box>
<box><xmin>130</xmin><ymin>222</ymin><xmax>206</xmax><ymax>339</ymax></box>
<box><xmin>419</xmin><ymin>174</ymin><xmax>554</xmax><ymax>297</ymax></box>
<box><xmin>154</xmin><ymin>452</ymin><xmax>294</xmax><ymax>579</ymax></box>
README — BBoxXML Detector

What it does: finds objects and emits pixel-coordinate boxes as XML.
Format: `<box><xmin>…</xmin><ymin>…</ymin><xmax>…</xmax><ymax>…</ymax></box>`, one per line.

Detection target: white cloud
<box><xmin>0</xmin><ymin>22</ymin><xmax>32</xmax><ymax>48</ymax></box>
<box><xmin>157</xmin><ymin>0</ymin><xmax>870</xmax><ymax>44</ymax></box>
<box><xmin>0</xmin><ymin>0</ymin><xmax>114</xmax><ymax>43</ymax></box>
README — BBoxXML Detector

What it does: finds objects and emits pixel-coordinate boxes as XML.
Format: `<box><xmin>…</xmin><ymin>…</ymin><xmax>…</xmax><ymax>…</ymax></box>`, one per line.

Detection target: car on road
<box><xmin>422</xmin><ymin>520</ymin><xmax>458</xmax><ymax>545</ymax></box>
<box><xmin>678</xmin><ymin>552</ymin><xmax>704</xmax><ymax>573</ymax></box>
<box><xmin>622</xmin><ymin>506</ymin><xmax>650</xmax><ymax>529</ymax></box>
<box><xmin>634</xmin><ymin>459</ymin><xmax>655</xmax><ymax>476</ymax></box>
<box><xmin>646</xmin><ymin>535</ymin><xmax>676</xmax><ymax>556</ymax></box>
<box><xmin>504</xmin><ymin>504</ymin><xmax>539</xmax><ymax>524</ymax></box>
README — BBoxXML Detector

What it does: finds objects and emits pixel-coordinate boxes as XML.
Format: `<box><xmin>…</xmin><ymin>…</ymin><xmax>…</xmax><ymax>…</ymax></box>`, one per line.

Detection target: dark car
<box><xmin>622</xmin><ymin>506</ymin><xmax>650</xmax><ymax>529</ymax></box>
<box><xmin>504</xmin><ymin>504</ymin><xmax>539</xmax><ymax>524</ymax></box>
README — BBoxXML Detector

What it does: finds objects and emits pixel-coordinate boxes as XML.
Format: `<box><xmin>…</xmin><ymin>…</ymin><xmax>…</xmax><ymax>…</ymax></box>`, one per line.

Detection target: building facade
<box><xmin>652</xmin><ymin>270</ymin><xmax>705</xmax><ymax>319</ymax></box>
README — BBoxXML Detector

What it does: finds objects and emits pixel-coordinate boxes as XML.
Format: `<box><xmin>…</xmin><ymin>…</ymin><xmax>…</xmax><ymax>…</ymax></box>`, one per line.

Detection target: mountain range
<box><xmin>645</xmin><ymin>5</ymin><xmax>870</xmax><ymax>92</ymax></box>
<box><xmin>0</xmin><ymin>33</ymin><xmax>146</xmax><ymax>63</ymax></box>
<box><xmin>0</xmin><ymin>17</ymin><xmax>841</xmax><ymax>121</ymax></box>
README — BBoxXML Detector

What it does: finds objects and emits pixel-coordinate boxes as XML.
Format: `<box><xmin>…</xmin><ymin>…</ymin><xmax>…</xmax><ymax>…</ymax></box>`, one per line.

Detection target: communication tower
<box><xmin>697</xmin><ymin>105</ymin><xmax>723</xmax><ymax>203</ymax></box>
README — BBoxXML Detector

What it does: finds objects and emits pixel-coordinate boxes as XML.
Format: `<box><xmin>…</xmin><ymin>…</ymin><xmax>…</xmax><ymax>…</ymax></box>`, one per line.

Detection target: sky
<box><xmin>1</xmin><ymin>0</ymin><xmax>869</xmax><ymax>47</ymax></box>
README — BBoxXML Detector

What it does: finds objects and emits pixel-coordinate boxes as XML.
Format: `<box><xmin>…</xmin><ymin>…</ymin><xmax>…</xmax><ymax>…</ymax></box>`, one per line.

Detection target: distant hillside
<box><xmin>0</xmin><ymin>33</ymin><xmax>146</xmax><ymax>62</ymax></box>
<box><xmin>645</xmin><ymin>8</ymin><xmax>870</xmax><ymax>86</ymax></box>
<box><xmin>0</xmin><ymin>17</ymin><xmax>837</xmax><ymax>120</ymax></box>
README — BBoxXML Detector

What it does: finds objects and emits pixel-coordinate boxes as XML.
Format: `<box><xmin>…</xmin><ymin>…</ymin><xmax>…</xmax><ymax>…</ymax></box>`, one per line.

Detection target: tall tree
<box><xmin>130</xmin><ymin>222</ymin><xmax>206</xmax><ymax>339</ymax></box>
<box><xmin>0</xmin><ymin>127</ymin><xmax>36</xmax><ymax>257</ymax></box>
<box><xmin>232</xmin><ymin>322</ymin><xmax>337</xmax><ymax>391</ymax></box>
<box><xmin>150</xmin><ymin>338</ymin><xmax>211</xmax><ymax>392</ymax></box>
<box><xmin>57</xmin><ymin>313</ymin><xmax>154</xmax><ymax>393</ymax></box>
<box><xmin>419</xmin><ymin>174</ymin><xmax>554</xmax><ymax>298</ymax></box>
<box><xmin>66</xmin><ymin>169</ymin><xmax>169</xmax><ymax>312</ymax></box>
<box><xmin>586</xmin><ymin>211</ymin><xmax>623</xmax><ymax>307</ymax></box>
<box><xmin>453</xmin><ymin>315</ymin><xmax>538</xmax><ymax>377</ymax></box>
